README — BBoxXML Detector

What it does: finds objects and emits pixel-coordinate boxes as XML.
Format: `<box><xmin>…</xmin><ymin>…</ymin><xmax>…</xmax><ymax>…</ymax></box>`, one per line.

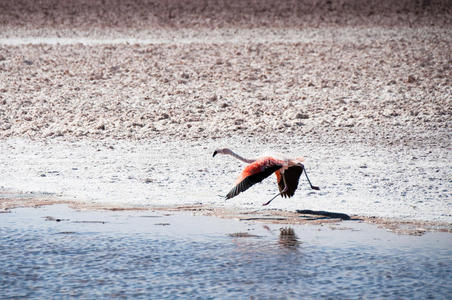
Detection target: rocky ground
<box><xmin>0</xmin><ymin>0</ymin><xmax>450</xmax><ymax>224</ymax></box>
<box><xmin>0</xmin><ymin>0</ymin><xmax>450</xmax><ymax>147</ymax></box>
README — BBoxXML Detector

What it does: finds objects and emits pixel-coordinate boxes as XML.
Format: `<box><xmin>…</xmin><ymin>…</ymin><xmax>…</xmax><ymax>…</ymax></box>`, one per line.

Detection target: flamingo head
<box><xmin>212</xmin><ymin>148</ymin><xmax>232</xmax><ymax>157</ymax></box>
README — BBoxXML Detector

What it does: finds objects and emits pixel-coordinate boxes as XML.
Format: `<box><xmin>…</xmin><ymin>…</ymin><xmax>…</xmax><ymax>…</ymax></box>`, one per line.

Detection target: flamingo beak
<box><xmin>212</xmin><ymin>150</ymin><xmax>218</xmax><ymax>157</ymax></box>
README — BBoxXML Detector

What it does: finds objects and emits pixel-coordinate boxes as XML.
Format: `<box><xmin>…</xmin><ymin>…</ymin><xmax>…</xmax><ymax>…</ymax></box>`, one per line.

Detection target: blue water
<box><xmin>0</xmin><ymin>206</ymin><xmax>451</xmax><ymax>299</ymax></box>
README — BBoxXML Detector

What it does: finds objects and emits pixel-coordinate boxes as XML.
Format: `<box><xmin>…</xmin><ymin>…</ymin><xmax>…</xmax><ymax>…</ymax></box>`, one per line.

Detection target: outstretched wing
<box><xmin>277</xmin><ymin>164</ymin><xmax>304</xmax><ymax>198</ymax></box>
<box><xmin>226</xmin><ymin>164</ymin><xmax>282</xmax><ymax>199</ymax></box>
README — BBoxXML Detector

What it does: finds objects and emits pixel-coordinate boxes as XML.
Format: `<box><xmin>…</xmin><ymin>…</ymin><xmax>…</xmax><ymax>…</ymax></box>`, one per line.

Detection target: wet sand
<box><xmin>1</xmin><ymin>191</ymin><xmax>450</xmax><ymax>236</ymax></box>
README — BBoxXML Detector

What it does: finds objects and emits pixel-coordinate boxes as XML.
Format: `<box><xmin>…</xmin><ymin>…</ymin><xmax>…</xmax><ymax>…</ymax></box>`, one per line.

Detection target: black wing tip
<box><xmin>224</xmin><ymin>164</ymin><xmax>283</xmax><ymax>201</ymax></box>
<box><xmin>225</xmin><ymin>185</ymin><xmax>239</xmax><ymax>200</ymax></box>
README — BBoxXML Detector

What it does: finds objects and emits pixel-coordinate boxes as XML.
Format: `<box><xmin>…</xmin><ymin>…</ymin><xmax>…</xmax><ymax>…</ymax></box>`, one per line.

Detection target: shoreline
<box><xmin>1</xmin><ymin>191</ymin><xmax>450</xmax><ymax>236</ymax></box>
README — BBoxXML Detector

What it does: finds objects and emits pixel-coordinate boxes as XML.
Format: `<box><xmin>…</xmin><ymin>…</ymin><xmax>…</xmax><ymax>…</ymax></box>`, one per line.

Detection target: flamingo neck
<box><xmin>226</xmin><ymin>149</ymin><xmax>256</xmax><ymax>164</ymax></box>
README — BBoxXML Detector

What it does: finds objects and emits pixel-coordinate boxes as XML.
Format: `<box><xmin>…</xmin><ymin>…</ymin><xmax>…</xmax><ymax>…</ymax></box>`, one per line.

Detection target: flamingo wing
<box><xmin>226</xmin><ymin>164</ymin><xmax>282</xmax><ymax>199</ymax></box>
<box><xmin>277</xmin><ymin>164</ymin><xmax>304</xmax><ymax>198</ymax></box>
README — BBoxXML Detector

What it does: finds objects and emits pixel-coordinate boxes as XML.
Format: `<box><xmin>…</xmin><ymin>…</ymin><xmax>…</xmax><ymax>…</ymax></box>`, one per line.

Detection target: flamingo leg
<box><xmin>262</xmin><ymin>175</ymin><xmax>288</xmax><ymax>206</ymax></box>
<box><xmin>262</xmin><ymin>191</ymin><xmax>283</xmax><ymax>206</ymax></box>
<box><xmin>304</xmin><ymin>168</ymin><xmax>320</xmax><ymax>190</ymax></box>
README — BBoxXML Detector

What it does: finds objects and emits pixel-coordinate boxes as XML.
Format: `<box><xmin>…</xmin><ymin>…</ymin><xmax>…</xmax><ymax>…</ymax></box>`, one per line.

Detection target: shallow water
<box><xmin>1</xmin><ymin>205</ymin><xmax>451</xmax><ymax>299</ymax></box>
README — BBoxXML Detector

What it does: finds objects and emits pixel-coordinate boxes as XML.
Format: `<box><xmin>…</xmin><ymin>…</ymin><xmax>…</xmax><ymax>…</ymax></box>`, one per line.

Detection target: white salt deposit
<box><xmin>1</xmin><ymin>137</ymin><xmax>450</xmax><ymax>223</ymax></box>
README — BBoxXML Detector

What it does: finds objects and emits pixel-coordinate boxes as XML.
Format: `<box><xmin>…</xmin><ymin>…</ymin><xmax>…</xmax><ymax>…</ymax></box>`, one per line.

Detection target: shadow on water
<box><xmin>296</xmin><ymin>209</ymin><xmax>352</xmax><ymax>220</ymax></box>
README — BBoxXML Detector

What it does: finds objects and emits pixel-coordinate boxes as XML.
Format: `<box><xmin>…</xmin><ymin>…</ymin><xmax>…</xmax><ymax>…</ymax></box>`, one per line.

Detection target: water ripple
<box><xmin>0</xmin><ymin>207</ymin><xmax>451</xmax><ymax>299</ymax></box>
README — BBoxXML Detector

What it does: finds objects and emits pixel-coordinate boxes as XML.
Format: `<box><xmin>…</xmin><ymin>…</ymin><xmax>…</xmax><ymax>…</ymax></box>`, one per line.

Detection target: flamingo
<box><xmin>213</xmin><ymin>148</ymin><xmax>320</xmax><ymax>206</ymax></box>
